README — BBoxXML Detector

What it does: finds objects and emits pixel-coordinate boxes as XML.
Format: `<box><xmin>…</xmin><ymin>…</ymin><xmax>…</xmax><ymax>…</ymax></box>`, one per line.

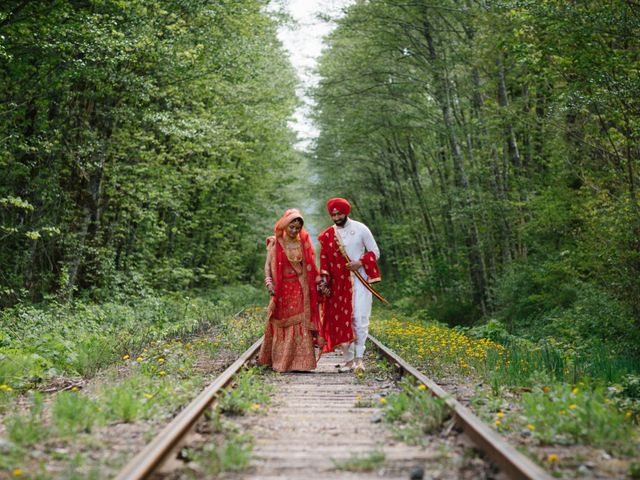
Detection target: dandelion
<box><xmin>418</xmin><ymin>384</ymin><xmax>427</xmax><ymax>391</ymax></box>
<box><xmin>0</xmin><ymin>384</ymin><xmax>13</xmax><ymax>392</ymax></box>
<box><xmin>626</xmin><ymin>411</ymin><xmax>633</xmax><ymax>418</ymax></box>
<box><xmin>136</xmin><ymin>357</ymin><xmax>143</xmax><ymax>363</ymax></box>
<box><xmin>572</xmin><ymin>387</ymin><xmax>579</xmax><ymax>395</ymax></box>
<box><xmin>250</xmin><ymin>403</ymin><xmax>261</xmax><ymax>412</ymax></box>
<box><xmin>547</xmin><ymin>454</ymin><xmax>558</xmax><ymax>463</ymax></box>
<box><xmin>159</xmin><ymin>370</ymin><xmax>167</xmax><ymax>376</ymax></box>
<box><xmin>379</xmin><ymin>397</ymin><xmax>387</xmax><ymax>405</ymax></box>
<box><xmin>559</xmin><ymin>410</ymin><xmax>566</xmax><ymax>415</ymax></box>
<box><xmin>543</xmin><ymin>386</ymin><xmax>550</xmax><ymax>393</ymax></box>
<box><xmin>12</xmin><ymin>469</ymin><xmax>23</xmax><ymax>477</ymax></box>
<box><xmin>569</xmin><ymin>404</ymin><xmax>577</xmax><ymax>410</ymax></box>
<box><xmin>122</xmin><ymin>354</ymin><xmax>130</xmax><ymax>360</ymax></box>
<box><xmin>527</xmin><ymin>424</ymin><xmax>535</xmax><ymax>431</ymax></box>
<box><xmin>158</xmin><ymin>358</ymin><xmax>165</xmax><ymax>364</ymax></box>
<box><xmin>495</xmin><ymin>420</ymin><xmax>502</xmax><ymax>426</ymax></box>
<box><xmin>144</xmin><ymin>393</ymin><xmax>153</xmax><ymax>399</ymax></box>
<box><xmin>71</xmin><ymin>386</ymin><xmax>78</xmax><ymax>392</ymax></box>
<box><xmin>496</xmin><ymin>411</ymin><xmax>504</xmax><ymax>418</ymax></box>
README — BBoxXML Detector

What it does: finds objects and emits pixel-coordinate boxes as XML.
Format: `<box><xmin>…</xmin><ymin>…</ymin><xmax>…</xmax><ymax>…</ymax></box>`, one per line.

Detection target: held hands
<box><xmin>346</xmin><ymin>260</ymin><xmax>362</xmax><ymax>271</ymax></box>
<box><xmin>317</xmin><ymin>278</ymin><xmax>331</xmax><ymax>297</ymax></box>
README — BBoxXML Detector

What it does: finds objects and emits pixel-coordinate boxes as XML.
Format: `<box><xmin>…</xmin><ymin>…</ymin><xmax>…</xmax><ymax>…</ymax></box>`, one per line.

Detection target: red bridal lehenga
<box><xmin>258</xmin><ymin>209</ymin><xmax>322</xmax><ymax>372</ymax></box>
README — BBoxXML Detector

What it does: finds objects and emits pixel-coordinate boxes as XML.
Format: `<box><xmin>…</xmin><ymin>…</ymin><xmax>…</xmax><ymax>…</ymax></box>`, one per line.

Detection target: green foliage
<box><xmin>312</xmin><ymin>0</ymin><xmax>640</xmax><ymax>360</ymax></box>
<box><xmin>102</xmin><ymin>380</ymin><xmax>149</xmax><ymax>423</ymax></box>
<box><xmin>609</xmin><ymin>375</ymin><xmax>640</xmax><ymax>420</ymax></box>
<box><xmin>52</xmin><ymin>390</ymin><xmax>101</xmax><ymax>435</ymax></box>
<box><xmin>521</xmin><ymin>384</ymin><xmax>636</xmax><ymax>452</ymax></box>
<box><xmin>333</xmin><ymin>450</ymin><xmax>385</xmax><ymax>472</ymax></box>
<box><xmin>493</xmin><ymin>260</ymin><xmax>640</xmax><ymax>357</ymax></box>
<box><xmin>5</xmin><ymin>392</ymin><xmax>50</xmax><ymax>446</ymax></box>
<box><xmin>382</xmin><ymin>377</ymin><xmax>451</xmax><ymax>445</ymax></box>
<box><xmin>0</xmin><ymin>287</ymin><xmax>262</xmax><ymax>388</ymax></box>
<box><xmin>218</xmin><ymin>367</ymin><xmax>271</xmax><ymax>416</ymax></box>
<box><xmin>203</xmin><ymin>434</ymin><xmax>254</xmax><ymax>473</ymax></box>
<box><xmin>0</xmin><ymin>0</ymin><xmax>298</xmax><ymax>305</ymax></box>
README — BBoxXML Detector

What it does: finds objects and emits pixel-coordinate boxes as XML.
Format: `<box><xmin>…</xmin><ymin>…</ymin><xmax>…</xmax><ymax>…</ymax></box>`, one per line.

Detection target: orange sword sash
<box><xmin>333</xmin><ymin>226</ymin><xmax>389</xmax><ymax>305</ymax></box>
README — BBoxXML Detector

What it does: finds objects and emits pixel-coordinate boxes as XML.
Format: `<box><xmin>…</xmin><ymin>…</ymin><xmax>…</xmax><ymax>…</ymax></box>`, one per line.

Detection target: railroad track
<box><xmin>116</xmin><ymin>335</ymin><xmax>551</xmax><ymax>480</ymax></box>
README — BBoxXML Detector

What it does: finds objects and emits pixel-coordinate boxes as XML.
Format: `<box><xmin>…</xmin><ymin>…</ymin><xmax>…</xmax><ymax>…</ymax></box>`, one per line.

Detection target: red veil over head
<box><xmin>270</xmin><ymin>209</ymin><xmax>321</xmax><ymax>333</ymax></box>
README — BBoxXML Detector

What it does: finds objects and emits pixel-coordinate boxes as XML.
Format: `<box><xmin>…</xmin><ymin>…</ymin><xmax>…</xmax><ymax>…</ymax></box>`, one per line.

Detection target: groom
<box><xmin>318</xmin><ymin>198</ymin><xmax>381</xmax><ymax>372</ymax></box>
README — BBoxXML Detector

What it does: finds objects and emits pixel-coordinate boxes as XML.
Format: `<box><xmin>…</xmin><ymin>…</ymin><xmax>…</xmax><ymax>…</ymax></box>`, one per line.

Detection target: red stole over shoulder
<box><xmin>318</xmin><ymin>226</ymin><xmax>354</xmax><ymax>352</ymax></box>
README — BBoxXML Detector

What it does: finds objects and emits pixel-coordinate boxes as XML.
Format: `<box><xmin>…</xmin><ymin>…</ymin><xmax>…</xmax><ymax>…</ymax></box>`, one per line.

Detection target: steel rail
<box><xmin>368</xmin><ymin>334</ymin><xmax>552</xmax><ymax>480</ymax></box>
<box><xmin>115</xmin><ymin>336</ymin><xmax>263</xmax><ymax>480</ymax></box>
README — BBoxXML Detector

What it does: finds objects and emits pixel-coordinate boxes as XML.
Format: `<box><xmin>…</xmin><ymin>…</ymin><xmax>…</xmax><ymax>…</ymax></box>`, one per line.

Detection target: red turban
<box><xmin>326</xmin><ymin>198</ymin><xmax>351</xmax><ymax>215</ymax></box>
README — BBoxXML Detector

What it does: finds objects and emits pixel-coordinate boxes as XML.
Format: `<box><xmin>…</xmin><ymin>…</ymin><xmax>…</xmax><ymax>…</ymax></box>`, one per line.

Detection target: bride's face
<box><xmin>286</xmin><ymin>219</ymin><xmax>303</xmax><ymax>239</ymax></box>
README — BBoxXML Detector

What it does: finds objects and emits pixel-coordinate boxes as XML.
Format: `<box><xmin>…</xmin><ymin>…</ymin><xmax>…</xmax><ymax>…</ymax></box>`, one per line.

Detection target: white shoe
<box><xmin>338</xmin><ymin>360</ymin><xmax>355</xmax><ymax>373</ymax></box>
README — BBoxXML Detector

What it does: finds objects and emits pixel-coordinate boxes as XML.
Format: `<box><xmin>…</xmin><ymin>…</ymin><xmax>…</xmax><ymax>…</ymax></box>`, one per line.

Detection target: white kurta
<box><xmin>335</xmin><ymin>218</ymin><xmax>380</xmax><ymax>354</ymax></box>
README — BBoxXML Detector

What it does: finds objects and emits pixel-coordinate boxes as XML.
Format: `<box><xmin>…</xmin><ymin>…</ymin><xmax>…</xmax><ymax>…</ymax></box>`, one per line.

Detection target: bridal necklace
<box><xmin>283</xmin><ymin>235</ymin><xmax>303</xmax><ymax>264</ymax></box>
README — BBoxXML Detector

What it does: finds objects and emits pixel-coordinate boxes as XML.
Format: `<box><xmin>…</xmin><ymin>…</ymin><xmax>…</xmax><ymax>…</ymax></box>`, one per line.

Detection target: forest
<box><xmin>314</xmin><ymin>0</ymin><xmax>640</xmax><ymax>356</ymax></box>
<box><xmin>1</xmin><ymin>0</ymin><xmax>640</xmax><ymax>478</ymax></box>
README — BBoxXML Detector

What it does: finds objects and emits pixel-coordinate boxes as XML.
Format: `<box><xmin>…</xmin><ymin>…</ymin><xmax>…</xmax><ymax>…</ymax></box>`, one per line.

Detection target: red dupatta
<box><xmin>318</xmin><ymin>225</ymin><xmax>355</xmax><ymax>352</ymax></box>
<box><xmin>267</xmin><ymin>209</ymin><xmax>321</xmax><ymax>333</ymax></box>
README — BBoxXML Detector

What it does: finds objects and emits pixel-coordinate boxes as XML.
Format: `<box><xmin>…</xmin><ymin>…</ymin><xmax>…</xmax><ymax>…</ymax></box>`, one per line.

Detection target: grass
<box><xmin>520</xmin><ymin>384</ymin><xmax>635</xmax><ymax>452</ymax></box>
<box><xmin>372</xmin><ymin>309</ymin><xmax>640</xmax><ymax>477</ymax></box>
<box><xmin>0</xmin><ymin>287</ymin><xmax>267</xmax><ymax>478</ymax></box>
<box><xmin>381</xmin><ymin>377</ymin><xmax>451</xmax><ymax>445</ymax></box>
<box><xmin>187</xmin><ymin>365</ymin><xmax>273</xmax><ymax>475</ymax></box>
<box><xmin>0</xmin><ymin>286</ymin><xmax>265</xmax><ymax>389</ymax></box>
<box><xmin>218</xmin><ymin>367</ymin><xmax>272</xmax><ymax>416</ymax></box>
<box><xmin>52</xmin><ymin>390</ymin><xmax>101</xmax><ymax>435</ymax></box>
<box><xmin>333</xmin><ymin>450</ymin><xmax>385</xmax><ymax>472</ymax></box>
<box><xmin>196</xmin><ymin>433</ymin><xmax>254</xmax><ymax>474</ymax></box>
<box><xmin>4</xmin><ymin>393</ymin><xmax>50</xmax><ymax>447</ymax></box>
<box><xmin>371</xmin><ymin>311</ymin><xmax>640</xmax><ymax>390</ymax></box>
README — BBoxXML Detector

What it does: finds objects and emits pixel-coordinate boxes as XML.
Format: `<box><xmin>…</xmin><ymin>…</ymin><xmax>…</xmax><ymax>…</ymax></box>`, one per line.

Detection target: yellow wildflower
<box><xmin>12</xmin><ymin>469</ymin><xmax>23</xmax><ymax>477</ymax></box>
<box><xmin>136</xmin><ymin>357</ymin><xmax>143</xmax><ymax>363</ymax></box>
<box><xmin>122</xmin><ymin>354</ymin><xmax>130</xmax><ymax>360</ymax></box>
<box><xmin>71</xmin><ymin>386</ymin><xmax>78</xmax><ymax>392</ymax></box>
<box><xmin>379</xmin><ymin>397</ymin><xmax>387</xmax><ymax>405</ymax></box>
<box><xmin>527</xmin><ymin>424</ymin><xmax>535</xmax><ymax>431</ymax></box>
<box><xmin>159</xmin><ymin>370</ymin><xmax>167</xmax><ymax>376</ymax></box>
<box><xmin>626</xmin><ymin>411</ymin><xmax>633</xmax><ymax>418</ymax></box>
<box><xmin>496</xmin><ymin>411</ymin><xmax>504</xmax><ymax>418</ymax></box>
<box><xmin>0</xmin><ymin>384</ymin><xmax>13</xmax><ymax>392</ymax></box>
<box><xmin>572</xmin><ymin>388</ymin><xmax>579</xmax><ymax>395</ymax></box>
<box><xmin>418</xmin><ymin>384</ymin><xmax>427</xmax><ymax>391</ymax></box>
<box><xmin>495</xmin><ymin>420</ymin><xmax>502</xmax><ymax>426</ymax></box>
<box><xmin>547</xmin><ymin>454</ymin><xmax>558</xmax><ymax>463</ymax></box>
<box><xmin>250</xmin><ymin>403</ymin><xmax>261</xmax><ymax>412</ymax></box>
<box><xmin>569</xmin><ymin>404</ymin><xmax>577</xmax><ymax>410</ymax></box>
<box><xmin>144</xmin><ymin>393</ymin><xmax>153</xmax><ymax>399</ymax></box>
<box><xmin>158</xmin><ymin>358</ymin><xmax>165</xmax><ymax>364</ymax></box>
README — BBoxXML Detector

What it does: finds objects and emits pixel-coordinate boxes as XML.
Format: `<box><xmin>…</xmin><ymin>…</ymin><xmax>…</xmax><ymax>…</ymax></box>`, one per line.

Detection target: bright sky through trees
<box><xmin>276</xmin><ymin>0</ymin><xmax>354</xmax><ymax>150</ymax></box>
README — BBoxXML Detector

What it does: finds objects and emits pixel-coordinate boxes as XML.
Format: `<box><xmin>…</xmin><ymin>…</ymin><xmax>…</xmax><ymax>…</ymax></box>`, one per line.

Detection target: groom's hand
<box><xmin>346</xmin><ymin>260</ymin><xmax>362</xmax><ymax>271</ymax></box>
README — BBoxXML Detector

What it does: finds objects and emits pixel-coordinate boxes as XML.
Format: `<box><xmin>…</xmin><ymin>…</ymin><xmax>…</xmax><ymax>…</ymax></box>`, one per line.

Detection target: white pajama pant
<box><xmin>341</xmin><ymin>315</ymin><xmax>370</xmax><ymax>361</ymax></box>
<box><xmin>342</xmin><ymin>273</ymin><xmax>373</xmax><ymax>361</ymax></box>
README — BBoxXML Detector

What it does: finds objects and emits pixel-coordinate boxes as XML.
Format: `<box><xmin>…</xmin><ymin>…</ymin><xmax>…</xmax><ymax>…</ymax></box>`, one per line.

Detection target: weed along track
<box><xmin>117</xmin><ymin>336</ymin><xmax>552</xmax><ymax>480</ymax></box>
